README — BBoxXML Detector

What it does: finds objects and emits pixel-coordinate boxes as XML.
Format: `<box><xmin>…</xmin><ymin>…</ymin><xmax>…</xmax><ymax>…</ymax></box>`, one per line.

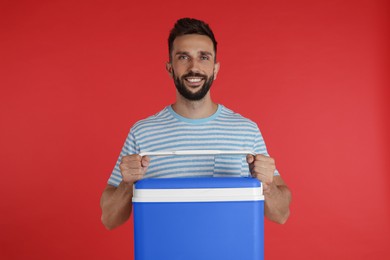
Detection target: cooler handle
<box><xmin>139</xmin><ymin>150</ymin><xmax>256</xmax><ymax>157</ymax></box>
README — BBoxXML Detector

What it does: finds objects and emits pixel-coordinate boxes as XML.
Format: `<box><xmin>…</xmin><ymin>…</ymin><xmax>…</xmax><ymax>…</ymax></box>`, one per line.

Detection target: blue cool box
<box><xmin>132</xmin><ymin>177</ymin><xmax>264</xmax><ymax>260</ymax></box>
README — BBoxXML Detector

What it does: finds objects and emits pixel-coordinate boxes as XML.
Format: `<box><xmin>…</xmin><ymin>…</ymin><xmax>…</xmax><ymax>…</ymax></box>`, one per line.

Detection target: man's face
<box><xmin>167</xmin><ymin>34</ymin><xmax>220</xmax><ymax>101</ymax></box>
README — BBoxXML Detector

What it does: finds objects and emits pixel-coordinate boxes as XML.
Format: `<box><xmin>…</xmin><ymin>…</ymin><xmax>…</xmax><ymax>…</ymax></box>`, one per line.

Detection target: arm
<box><xmin>100</xmin><ymin>155</ymin><xmax>150</xmax><ymax>230</ymax></box>
<box><xmin>247</xmin><ymin>154</ymin><xmax>292</xmax><ymax>224</ymax></box>
<box><xmin>100</xmin><ymin>183</ymin><xmax>133</xmax><ymax>230</ymax></box>
<box><xmin>263</xmin><ymin>175</ymin><xmax>291</xmax><ymax>224</ymax></box>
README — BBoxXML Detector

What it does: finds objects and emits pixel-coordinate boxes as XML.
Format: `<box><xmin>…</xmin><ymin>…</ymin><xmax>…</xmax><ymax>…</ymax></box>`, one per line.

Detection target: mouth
<box><xmin>184</xmin><ymin>77</ymin><xmax>205</xmax><ymax>87</ymax></box>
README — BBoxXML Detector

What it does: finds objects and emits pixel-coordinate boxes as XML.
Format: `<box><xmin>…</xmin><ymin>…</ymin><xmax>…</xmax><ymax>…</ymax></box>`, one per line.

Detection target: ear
<box><xmin>213</xmin><ymin>62</ymin><xmax>220</xmax><ymax>80</ymax></box>
<box><xmin>166</xmin><ymin>62</ymin><xmax>173</xmax><ymax>78</ymax></box>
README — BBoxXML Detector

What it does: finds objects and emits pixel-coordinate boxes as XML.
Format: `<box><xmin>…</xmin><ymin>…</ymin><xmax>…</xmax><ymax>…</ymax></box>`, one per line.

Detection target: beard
<box><xmin>173</xmin><ymin>70</ymin><xmax>215</xmax><ymax>101</ymax></box>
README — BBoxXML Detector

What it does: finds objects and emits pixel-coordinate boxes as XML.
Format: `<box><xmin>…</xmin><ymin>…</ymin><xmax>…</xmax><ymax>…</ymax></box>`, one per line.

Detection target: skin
<box><xmin>100</xmin><ymin>34</ymin><xmax>291</xmax><ymax>230</ymax></box>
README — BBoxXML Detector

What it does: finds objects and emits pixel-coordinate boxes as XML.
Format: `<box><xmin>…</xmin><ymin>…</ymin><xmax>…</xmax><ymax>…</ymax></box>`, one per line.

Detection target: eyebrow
<box><xmin>199</xmin><ymin>51</ymin><xmax>213</xmax><ymax>57</ymax></box>
<box><xmin>175</xmin><ymin>51</ymin><xmax>190</xmax><ymax>56</ymax></box>
<box><xmin>174</xmin><ymin>51</ymin><xmax>214</xmax><ymax>57</ymax></box>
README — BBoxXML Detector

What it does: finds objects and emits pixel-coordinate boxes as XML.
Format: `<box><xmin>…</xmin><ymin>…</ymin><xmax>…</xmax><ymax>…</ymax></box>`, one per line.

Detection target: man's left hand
<box><xmin>246</xmin><ymin>154</ymin><xmax>276</xmax><ymax>193</ymax></box>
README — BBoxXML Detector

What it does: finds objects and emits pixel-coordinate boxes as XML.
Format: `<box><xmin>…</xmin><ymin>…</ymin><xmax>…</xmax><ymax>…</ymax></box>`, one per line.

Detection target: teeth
<box><xmin>186</xmin><ymin>78</ymin><xmax>202</xmax><ymax>83</ymax></box>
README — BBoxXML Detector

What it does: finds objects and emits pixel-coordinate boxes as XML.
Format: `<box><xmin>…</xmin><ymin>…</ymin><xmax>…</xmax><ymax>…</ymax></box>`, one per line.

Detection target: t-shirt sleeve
<box><xmin>253</xmin><ymin>124</ymin><xmax>280</xmax><ymax>176</ymax></box>
<box><xmin>107</xmin><ymin>130</ymin><xmax>139</xmax><ymax>187</ymax></box>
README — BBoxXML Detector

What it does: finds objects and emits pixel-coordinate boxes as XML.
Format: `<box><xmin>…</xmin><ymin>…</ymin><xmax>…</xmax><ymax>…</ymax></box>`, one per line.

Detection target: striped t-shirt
<box><xmin>108</xmin><ymin>104</ymin><xmax>279</xmax><ymax>187</ymax></box>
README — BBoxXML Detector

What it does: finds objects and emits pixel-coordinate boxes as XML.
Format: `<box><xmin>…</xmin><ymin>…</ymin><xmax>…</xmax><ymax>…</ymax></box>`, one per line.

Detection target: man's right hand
<box><xmin>119</xmin><ymin>154</ymin><xmax>150</xmax><ymax>184</ymax></box>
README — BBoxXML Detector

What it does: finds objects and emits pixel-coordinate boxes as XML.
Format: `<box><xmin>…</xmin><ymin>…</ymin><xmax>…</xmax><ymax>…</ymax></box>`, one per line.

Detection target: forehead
<box><xmin>172</xmin><ymin>34</ymin><xmax>215</xmax><ymax>55</ymax></box>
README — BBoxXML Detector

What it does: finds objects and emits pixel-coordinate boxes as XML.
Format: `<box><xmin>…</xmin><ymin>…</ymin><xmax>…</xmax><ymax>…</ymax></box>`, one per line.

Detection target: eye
<box><xmin>200</xmin><ymin>55</ymin><xmax>210</xmax><ymax>60</ymax></box>
<box><xmin>178</xmin><ymin>55</ymin><xmax>189</xmax><ymax>60</ymax></box>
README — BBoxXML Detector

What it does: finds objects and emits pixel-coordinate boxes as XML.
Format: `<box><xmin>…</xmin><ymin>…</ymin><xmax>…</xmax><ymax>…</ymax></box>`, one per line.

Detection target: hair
<box><xmin>168</xmin><ymin>18</ymin><xmax>218</xmax><ymax>61</ymax></box>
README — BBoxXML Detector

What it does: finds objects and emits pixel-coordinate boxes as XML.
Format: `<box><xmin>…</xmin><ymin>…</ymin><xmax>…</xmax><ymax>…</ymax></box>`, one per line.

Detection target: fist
<box><xmin>246</xmin><ymin>154</ymin><xmax>276</xmax><ymax>190</ymax></box>
<box><xmin>119</xmin><ymin>154</ymin><xmax>150</xmax><ymax>185</ymax></box>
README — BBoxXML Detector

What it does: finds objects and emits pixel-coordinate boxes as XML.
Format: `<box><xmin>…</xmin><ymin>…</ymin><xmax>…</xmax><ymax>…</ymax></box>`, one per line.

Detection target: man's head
<box><xmin>167</xmin><ymin>18</ymin><xmax>220</xmax><ymax>101</ymax></box>
<box><xmin>168</xmin><ymin>18</ymin><xmax>217</xmax><ymax>62</ymax></box>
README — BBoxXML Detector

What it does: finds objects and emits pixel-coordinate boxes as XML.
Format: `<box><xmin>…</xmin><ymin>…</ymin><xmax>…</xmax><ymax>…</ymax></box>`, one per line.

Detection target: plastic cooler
<box><xmin>132</xmin><ymin>177</ymin><xmax>264</xmax><ymax>260</ymax></box>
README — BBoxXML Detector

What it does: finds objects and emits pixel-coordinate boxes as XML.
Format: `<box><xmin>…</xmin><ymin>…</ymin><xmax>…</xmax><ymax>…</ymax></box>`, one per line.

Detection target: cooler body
<box><xmin>133</xmin><ymin>177</ymin><xmax>264</xmax><ymax>260</ymax></box>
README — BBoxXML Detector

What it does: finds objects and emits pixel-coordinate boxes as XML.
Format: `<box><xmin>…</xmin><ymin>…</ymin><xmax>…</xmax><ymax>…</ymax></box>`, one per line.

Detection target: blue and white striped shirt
<box><xmin>108</xmin><ymin>104</ymin><xmax>279</xmax><ymax>187</ymax></box>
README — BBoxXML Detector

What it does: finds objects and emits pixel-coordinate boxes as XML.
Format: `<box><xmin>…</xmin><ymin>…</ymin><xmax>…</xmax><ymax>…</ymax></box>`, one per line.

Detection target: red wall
<box><xmin>1</xmin><ymin>0</ymin><xmax>389</xmax><ymax>259</ymax></box>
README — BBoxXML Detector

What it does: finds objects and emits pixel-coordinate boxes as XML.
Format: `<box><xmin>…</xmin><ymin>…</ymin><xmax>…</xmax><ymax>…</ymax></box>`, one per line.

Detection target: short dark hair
<box><xmin>168</xmin><ymin>18</ymin><xmax>218</xmax><ymax>61</ymax></box>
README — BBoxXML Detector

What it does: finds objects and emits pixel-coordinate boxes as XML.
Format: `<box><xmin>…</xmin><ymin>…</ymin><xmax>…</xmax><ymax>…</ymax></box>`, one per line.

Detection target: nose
<box><xmin>187</xmin><ymin>59</ymin><xmax>201</xmax><ymax>73</ymax></box>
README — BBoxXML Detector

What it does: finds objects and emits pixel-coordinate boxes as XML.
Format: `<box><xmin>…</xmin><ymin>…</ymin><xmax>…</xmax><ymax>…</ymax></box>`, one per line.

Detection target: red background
<box><xmin>1</xmin><ymin>0</ymin><xmax>389</xmax><ymax>259</ymax></box>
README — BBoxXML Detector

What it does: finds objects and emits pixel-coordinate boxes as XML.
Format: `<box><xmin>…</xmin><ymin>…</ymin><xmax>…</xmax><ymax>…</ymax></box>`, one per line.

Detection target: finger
<box><xmin>254</xmin><ymin>163</ymin><xmax>275</xmax><ymax>176</ymax></box>
<box><xmin>121</xmin><ymin>154</ymin><xmax>142</xmax><ymax>164</ymax></box>
<box><xmin>255</xmin><ymin>154</ymin><xmax>275</xmax><ymax>164</ymax></box>
<box><xmin>253</xmin><ymin>165</ymin><xmax>274</xmax><ymax>179</ymax></box>
<box><xmin>246</xmin><ymin>154</ymin><xmax>255</xmax><ymax>164</ymax></box>
<box><xmin>252</xmin><ymin>172</ymin><xmax>273</xmax><ymax>185</ymax></box>
<box><xmin>255</xmin><ymin>154</ymin><xmax>269</xmax><ymax>162</ymax></box>
<box><xmin>251</xmin><ymin>161</ymin><xmax>273</xmax><ymax>173</ymax></box>
<box><xmin>251</xmin><ymin>172</ymin><xmax>268</xmax><ymax>183</ymax></box>
<box><xmin>120</xmin><ymin>161</ymin><xmax>143</xmax><ymax>169</ymax></box>
<box><xmin>141</xmin><ymin>156</ymin><xmax>150</xmax><ymax>167</ymax></box>
<box><xmin>121</xmin><ymin>166</ymin><xmax>146</xmax><ymax>176</ymax></box>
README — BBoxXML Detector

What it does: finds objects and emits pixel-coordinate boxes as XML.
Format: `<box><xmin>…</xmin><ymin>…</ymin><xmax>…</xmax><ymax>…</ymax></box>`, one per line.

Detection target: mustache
<box><xmin>182</xmin><ymin>71</ymin><xmax>207</xmax><ymax>79</ymax></box>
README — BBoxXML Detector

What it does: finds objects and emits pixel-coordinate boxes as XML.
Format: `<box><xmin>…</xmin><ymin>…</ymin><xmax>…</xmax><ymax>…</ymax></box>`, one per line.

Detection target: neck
<box><xmin>172</xmin><ymin>93</ymin><xmax>218</xmax><ymax>119</ymax></box>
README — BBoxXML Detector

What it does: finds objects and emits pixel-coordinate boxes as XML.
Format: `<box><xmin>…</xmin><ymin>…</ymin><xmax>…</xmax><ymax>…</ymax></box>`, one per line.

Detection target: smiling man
<box><xmin>100</xmin><ymin>18</ymin><xmax>291</xmax><ymax>230</ymax></box>
<box><xmin>168</xmin><ymin>34</ymin><xmax>219</xmax><ymax>103</ymax></box>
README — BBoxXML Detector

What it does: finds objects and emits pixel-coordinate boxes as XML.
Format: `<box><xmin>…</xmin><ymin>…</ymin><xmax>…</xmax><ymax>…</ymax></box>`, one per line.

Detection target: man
<box><xmin>100</xmin><ymin>18</ymin><xmax>291</xmax><ymax>230</ymax></box>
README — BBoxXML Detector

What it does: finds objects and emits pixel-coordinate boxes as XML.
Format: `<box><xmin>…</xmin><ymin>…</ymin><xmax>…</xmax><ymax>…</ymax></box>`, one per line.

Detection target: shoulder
<box><xmin>218</xmin><ymin>105</ymin><xmax>259</xmax><ymax>130</ymax></box>
<box><xmin>130</xmin><ymin>107</ymin><xmax>173</xmax><ymax>133</ymax></box>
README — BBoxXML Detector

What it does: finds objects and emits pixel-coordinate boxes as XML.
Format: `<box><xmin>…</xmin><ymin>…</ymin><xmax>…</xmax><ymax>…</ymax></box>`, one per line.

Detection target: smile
<box><xmin>185</xmin><ymin>77</ymin><xmax>204</xmax><ymax>83</ymax></box>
